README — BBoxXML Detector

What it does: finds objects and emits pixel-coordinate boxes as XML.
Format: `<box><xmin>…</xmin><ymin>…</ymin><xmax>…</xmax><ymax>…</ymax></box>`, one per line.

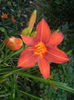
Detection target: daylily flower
<box><xmin>5</xmin><ymin>36</ymin><xmax>23</xmax><ymax>50</ymax></box>
<box><xmin>17</xmin><ymin>18</ymin><xmax>70</xmax><ymax>79</ymax></box>
<box><xmin>1</xmin><ymin>13</ymin><xmax>8</xmax><ymax>19</ymax></box>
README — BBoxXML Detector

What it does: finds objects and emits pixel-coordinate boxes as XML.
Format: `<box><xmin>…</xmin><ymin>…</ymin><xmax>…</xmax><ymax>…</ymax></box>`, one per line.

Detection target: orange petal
<box><xmin>17</xmin><ymin>47</ymin><xmax>37</xmax><ymax>68</ymax></box>
<box><xmin>48</xmin><ymin>32</ymin><xmax>64</xmax><ymax>46</ymax></box>
<box><xmin>21</xmin><ymin>35</ymin><xmax>35</xmax><ymax>46</ymax></box>
<box><xmin>38</xmin><ymin>56</ymin><xmax>50</xmax><ymax>79</ymax></box>
<box><xmin>36</xmin><ymin>18</ymin><xmax>51</xmax><ymax>42</ymax></box>
<box><xmin>44</xmin><ymin>47</ymin><xmax>70</xmax><ymax>64</ymax></box>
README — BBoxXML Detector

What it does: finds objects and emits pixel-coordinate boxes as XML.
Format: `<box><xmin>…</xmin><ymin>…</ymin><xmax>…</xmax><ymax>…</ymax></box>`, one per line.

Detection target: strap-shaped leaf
<box><xmin>0</xmin><ymin>68</ymin><xmax>74</xmax><ymax>93</ymax></box>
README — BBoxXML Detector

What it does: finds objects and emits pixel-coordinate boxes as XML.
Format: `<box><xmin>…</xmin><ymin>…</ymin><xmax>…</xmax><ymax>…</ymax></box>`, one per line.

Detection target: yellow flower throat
<box><xmin>34</xmin><ymin>42</ymin><xmax>47</xmax><ymax>56</ymax></box>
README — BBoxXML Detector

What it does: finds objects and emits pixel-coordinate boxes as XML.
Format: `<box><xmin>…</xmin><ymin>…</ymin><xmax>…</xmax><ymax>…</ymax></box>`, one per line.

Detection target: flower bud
<box><xmin>11</xmin><ymin>15</ymin><xmax>16</xmax><ymax>23</ymax></box>
<box><xmin>5</xmin><ymin>36</ymin><xmax>23</xmax><ymax>50</ymax></box>
<box><xmin>28</xmin><ymin>10</ymin><xmax>37</xmax><ymax>31</ymax></box>
<box><xmin>30</xmin><ymin>31</ymin><xmax>37</xmax><ymax>37</ymax></box>
<box><xmin>21</xmin><ymin>27</ymin><xmax>30</xmax><ymax>35</ymax></box>
<box><xmin>21</xmin><ymin>10</ymin><xmax>37</xmax><ymax>36</ymax></box>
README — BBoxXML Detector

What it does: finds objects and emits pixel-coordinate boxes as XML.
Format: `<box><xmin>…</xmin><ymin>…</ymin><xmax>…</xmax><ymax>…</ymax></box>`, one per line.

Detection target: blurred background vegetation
<box><xmin>0</xmin><ymin>0</ymin><xmax>74</xmax><ymax>100</ymax></box>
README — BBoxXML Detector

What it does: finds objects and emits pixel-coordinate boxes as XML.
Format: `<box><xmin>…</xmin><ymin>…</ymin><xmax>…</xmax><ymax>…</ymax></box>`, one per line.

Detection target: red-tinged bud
<box><xmin>5</xmin><ymin>36</ymin><xmax>23</xmax><ymax>50</ymax></box>
<box><xmin>11</xmin><ymin>15</ymin><xmax>16</xmax><ymax>23</ymax></box>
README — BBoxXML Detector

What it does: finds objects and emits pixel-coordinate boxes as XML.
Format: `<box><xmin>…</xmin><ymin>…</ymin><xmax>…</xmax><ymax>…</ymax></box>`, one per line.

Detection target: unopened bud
<box><xmin>28</xmin><ymin>10</ymin><xmax>37</xmax><ymax>31</ymax></box>
<box><xmin>5</xmin><ymin>36</ymin><xmax>23</xmax><ymax>50</ymax></box>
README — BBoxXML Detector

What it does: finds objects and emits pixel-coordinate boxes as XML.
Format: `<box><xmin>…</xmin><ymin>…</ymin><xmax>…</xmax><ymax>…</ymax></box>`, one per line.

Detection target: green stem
<box><xmin>18</xmin><ymin>72</ymin><xmax>74</xmax><ymax>93</ymax></box>
<box><xmin>19</xmin><ymin>90</ymin><xmax>42</xmax><ymax>100</ymax></box>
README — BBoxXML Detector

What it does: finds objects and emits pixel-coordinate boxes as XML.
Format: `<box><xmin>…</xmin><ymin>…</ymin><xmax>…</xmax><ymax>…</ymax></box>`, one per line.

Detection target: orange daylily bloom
<box><xmin>1</xmin><ymin>13</ymin><xmax>8</xmax><ymax>19</ymax></box>
<box><xmin>17</xmin><ymin>18</ymin><xmax>70</xmax><ymax>79</ymax></box>
<box><xmin>11</xmin><ymin>15</ymin><xmax>16</xmax><ymax>23</ymax></box>
<box><xmin>5</xmin><ymin>36</ymin><xmax>23</xmax><ymax>50</ymax></box>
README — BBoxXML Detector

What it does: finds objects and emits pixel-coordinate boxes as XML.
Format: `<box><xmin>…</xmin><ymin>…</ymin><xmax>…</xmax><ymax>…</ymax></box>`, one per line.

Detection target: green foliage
<box><xmin>0</xmin><ymin>0</ymin><xmax>74</xmax><ymax>100</ymax></box>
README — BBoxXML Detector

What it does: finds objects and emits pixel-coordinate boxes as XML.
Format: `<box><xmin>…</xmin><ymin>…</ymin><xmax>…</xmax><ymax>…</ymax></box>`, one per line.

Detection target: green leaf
<box><xmin>0</xmin><ymin>68</ymin><xmax>24</xmax><ymax>82</ymax></box>
<box><xmin>18</xmin><ymin>72</ymin><xmax>74</xmax><ymax>94</ymax></box>
<box><xmin>0</xmin><ymin>47</ymin><xmax>24</xmax><ymax>63</ymax></box>
<box><xmin>0</xmin><ymin>26</ymin><xmax>9</xmax><ymax>38</ymax></box>
<box><xmin>0</xmin><ymin>68</ymin><xmax>74</xmax><ymax>93</ymax></box>
<box><xmin>19</xmin><ymin>90</ymin><xmax>42</xmax><ymax>100</ymax></box>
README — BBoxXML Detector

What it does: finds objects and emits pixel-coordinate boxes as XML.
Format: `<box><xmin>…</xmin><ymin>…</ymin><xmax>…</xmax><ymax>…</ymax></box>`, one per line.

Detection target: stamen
<box><xmin>34</xmin><ymin>42</ymin><xmax>47</xmax><ymax>56</ymax></box>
